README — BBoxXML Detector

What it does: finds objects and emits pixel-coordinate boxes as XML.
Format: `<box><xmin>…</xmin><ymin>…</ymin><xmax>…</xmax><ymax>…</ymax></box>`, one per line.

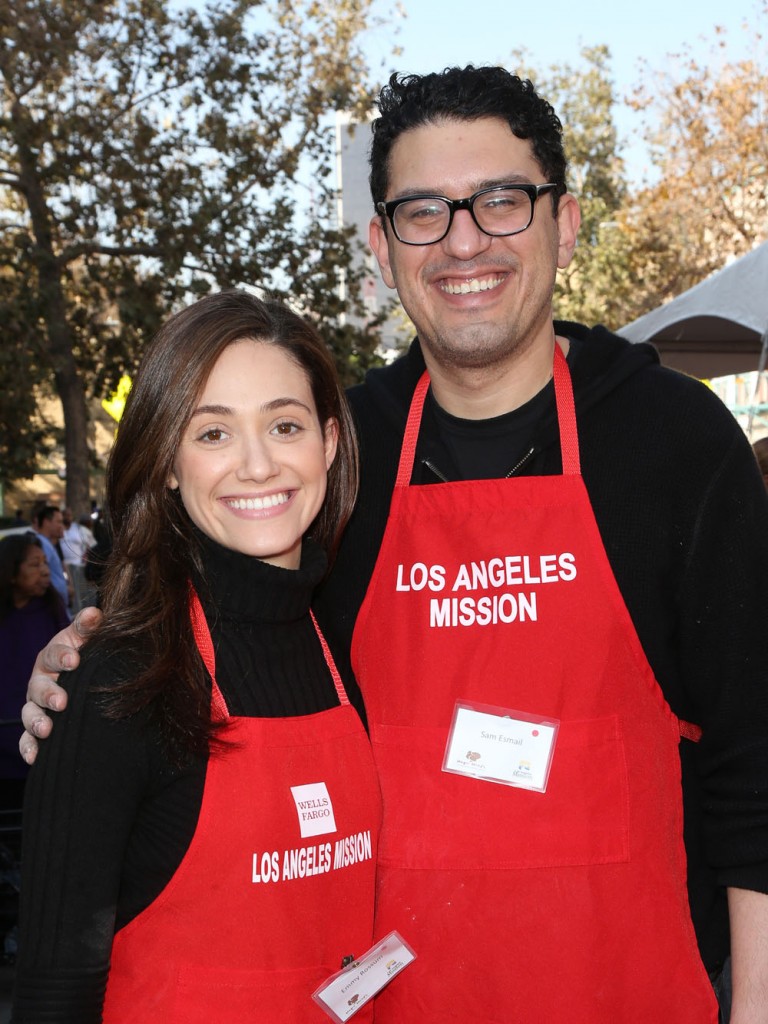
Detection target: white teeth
<box><xmin>227</xmin><ymin>493</ymin><xmax>289</xmax><ymax>510</ymax></box>
<box><xmin>442</xmin><ymin>276</ymin><xmax>503</xmax><ymax>295</ymax></box>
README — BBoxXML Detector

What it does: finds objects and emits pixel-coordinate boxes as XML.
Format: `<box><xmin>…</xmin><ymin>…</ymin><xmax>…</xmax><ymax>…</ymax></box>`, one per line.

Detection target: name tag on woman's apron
<box><xmin>442</xmin><ymin>700</ymin><xmax>559</xmax><ymax>793</ymax></box>
<box><xmin>312</xmin><ymin>931</ymin><xmax>417</xmax><ymax>1022</ymax></box>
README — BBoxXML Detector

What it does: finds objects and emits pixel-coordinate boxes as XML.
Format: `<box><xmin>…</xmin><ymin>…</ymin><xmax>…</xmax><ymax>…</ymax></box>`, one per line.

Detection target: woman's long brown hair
<box><xmin>88</xmin><ymin>290</ymin><xmax>359</xmax><ymax>759</ymax></box>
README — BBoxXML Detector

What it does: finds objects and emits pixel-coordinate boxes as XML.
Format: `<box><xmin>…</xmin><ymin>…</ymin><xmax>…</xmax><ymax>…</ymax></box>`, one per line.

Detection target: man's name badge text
<box><xmin>442</xmin><ymin>700</ymin><xmax>559</xmax><ymax>793</ymax></box>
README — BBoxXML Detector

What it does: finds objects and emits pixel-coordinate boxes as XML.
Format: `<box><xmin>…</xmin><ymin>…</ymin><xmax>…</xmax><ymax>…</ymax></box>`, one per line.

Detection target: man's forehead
<box><xmin>385</xmin><ymin>117</ymin><xmax>540</xmax><ymax>197</ymax></box>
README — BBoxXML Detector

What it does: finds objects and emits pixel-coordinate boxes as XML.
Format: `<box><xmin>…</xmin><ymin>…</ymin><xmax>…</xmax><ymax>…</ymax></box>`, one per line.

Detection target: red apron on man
<box><xmin>103</xmin><ymin>594</ymin><xmax>382</xmax><ymax>1023</ymax></box>
<box><xmin>352</xmin><ymin>344</ymin><xmax>718</xmax><ymax>1023</ymax></box>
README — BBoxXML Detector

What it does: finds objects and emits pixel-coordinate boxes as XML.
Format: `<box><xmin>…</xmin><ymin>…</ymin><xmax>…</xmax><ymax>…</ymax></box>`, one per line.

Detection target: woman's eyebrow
<box><xmin>189</xmin><ymin>397</ymin><xmax>312</xmax><ymax>417</ymax></box>
<box><xmin>189</xmin><ymin>403</ymin><xmax>233</xmax><ymax>417</ymax></box>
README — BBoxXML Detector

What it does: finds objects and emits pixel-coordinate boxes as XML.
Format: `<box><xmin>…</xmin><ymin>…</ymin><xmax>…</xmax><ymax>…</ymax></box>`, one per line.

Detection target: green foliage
<box><xmin>0</xmin><ymin>0</ymin><xmax>381</xmax><ymax>507</ymax></box>
<box><xmin>509</xmin><ymin>45</ymin><xmax>632</xmax><ymax>327</ymax></box>
<box><xmin>619</xmin><ymin>10</ymin><xmax>768</xmax><ymax>320</ymax></box>
<box><xmin>508</xmin><ymin>14</ymin><xmax>768</xmax><ymax>332</ymax></box>
<box><xmin>0</xmin><ymin>267</ymin><xmax>55</xmax><ymax>484</ymax></box>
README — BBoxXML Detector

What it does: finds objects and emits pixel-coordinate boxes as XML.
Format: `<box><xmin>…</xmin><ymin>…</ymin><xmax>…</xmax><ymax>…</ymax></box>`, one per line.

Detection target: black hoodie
<box><xmin>315</xmin><ymin>321</ymin><xmax>768</xmax><ymax>973</ymax></box>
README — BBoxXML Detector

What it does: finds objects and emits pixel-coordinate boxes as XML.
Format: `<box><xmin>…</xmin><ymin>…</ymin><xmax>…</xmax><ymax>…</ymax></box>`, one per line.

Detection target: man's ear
<box><xmin>369</xmin><ymin>216</ymin><xmax>397</xmax><ymax>290</ymax></box>
<box><xmin>556</xmin><ymin>193</ymin><xmax>581</xmax><ymax>270</ymax></box>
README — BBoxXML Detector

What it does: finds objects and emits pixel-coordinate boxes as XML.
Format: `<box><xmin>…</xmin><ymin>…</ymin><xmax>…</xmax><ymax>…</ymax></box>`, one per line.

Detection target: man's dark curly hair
<box><xmin>369</xmin><ymin>65</ymin><xmax>567</xmax><ymax>216</ymax></box>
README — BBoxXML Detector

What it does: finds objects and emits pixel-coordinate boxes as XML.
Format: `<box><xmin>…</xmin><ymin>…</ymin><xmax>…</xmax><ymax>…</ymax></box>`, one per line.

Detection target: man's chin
<box><xmin>425</xmin><ymin>331</ymin><xmax>525</xmax><ymax>373</ymax></box>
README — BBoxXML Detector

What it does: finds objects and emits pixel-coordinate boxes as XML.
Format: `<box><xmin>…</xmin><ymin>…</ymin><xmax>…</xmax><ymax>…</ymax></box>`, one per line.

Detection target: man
<box><xmin>32</xmin><ymin>504</ymin><xmax>71</xmax><ymax>618</ymax></box>
<box><xmin>21</xmin><ymin>67</ymin><xmax>768</xmax><ymax>1021</ymax></box>
<box><xmin>59</xmin><ymin>508</ymin><xmax>96</xmax><ymax>612</ymax></box>
<box><xmin>59</xmin><ymin>508</ymin><xmax>96</xmax><ymax>567</ymax></box>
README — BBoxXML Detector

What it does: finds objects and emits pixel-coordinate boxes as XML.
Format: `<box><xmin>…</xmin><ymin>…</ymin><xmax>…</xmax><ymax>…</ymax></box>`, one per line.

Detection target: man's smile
<box><xmin>440</xmin><ymin>274</ymin><xmax>506</xmax><ymax>295</ymax></box>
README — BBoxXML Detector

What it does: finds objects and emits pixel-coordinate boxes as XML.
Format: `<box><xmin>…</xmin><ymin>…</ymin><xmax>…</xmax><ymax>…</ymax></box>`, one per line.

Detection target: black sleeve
<box><xmin>12</xmin><ymin>654</ymin><xmax>154</xmax><ymax>1022</ymax></box>
<box><xmin>675</xmin><ymin>427</ymin><xmax>768</xmax><ymax>893</ymax></box>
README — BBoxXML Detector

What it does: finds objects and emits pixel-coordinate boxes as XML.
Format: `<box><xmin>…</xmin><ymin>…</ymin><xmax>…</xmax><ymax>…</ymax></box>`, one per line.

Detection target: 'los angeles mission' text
<box><xmin>395</xmin><ymin>552</ymin><xmax>577</xmax><ymax>628</ymax></box>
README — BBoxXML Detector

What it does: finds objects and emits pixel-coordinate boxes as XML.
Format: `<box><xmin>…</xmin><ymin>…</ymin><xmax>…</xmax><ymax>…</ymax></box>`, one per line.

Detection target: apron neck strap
<box><xmin>395</xmin><ymin>342</ymin><xmax>581</xmax><ymax>485</ymax></box>
<box><xmin>553</xmin><ymin>342</ymin><xmax>581</xmax><ymax>476</ymax></box>
<box><xmin>395</xmin><ymin>371</ymin><xmax>431</xmax><ymax>487</ymax></box>
<box><xmin>189</xmin><ymin>585</ymin><xmax>230</xmax><ymax>721</ymax></box>
<box><xmin>187</xmin><ymin>584</ymin><xmax>350</xmax><ymax>720</ymax></box>
<box><xmin>309</xmin><ymin>610</ymin><xmax>350</xmax><ymax>706</ymax></box>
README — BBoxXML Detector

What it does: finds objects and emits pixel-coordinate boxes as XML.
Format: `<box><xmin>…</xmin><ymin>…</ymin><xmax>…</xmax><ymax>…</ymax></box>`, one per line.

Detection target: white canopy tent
<box><xmin>619</xmin><ymin>241</ymin><xmax>768</xmax><ymax>380</ymax></box>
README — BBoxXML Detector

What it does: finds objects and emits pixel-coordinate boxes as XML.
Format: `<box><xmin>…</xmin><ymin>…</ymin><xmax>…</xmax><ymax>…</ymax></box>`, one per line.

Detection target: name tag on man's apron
<box><xmin>442</xmin><ymin>700</ymin><xmax>559</xmax><ymax>793</ymax></box>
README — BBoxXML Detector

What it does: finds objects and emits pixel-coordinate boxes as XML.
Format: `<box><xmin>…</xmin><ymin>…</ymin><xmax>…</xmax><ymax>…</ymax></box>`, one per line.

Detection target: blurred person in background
<box><xmin>60</xmin><ymin>510</ymin><xmax>97</xmax><ymax>613</ymax></box>
<box><xmin>0</xmin><ymin>535</ymin><xmax>68</xmax><ymax>804</ymax></box>
<box><xmin>31</xmin><ymin>506</ymin><xmax>71</xmax><ymax>619</ymax></box>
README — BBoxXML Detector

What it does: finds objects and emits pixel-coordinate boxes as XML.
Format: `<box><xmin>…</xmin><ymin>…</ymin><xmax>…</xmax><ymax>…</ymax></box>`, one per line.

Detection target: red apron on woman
<box><xmin>352</xmin><ymin>345</ymin><xmax>718</xmax><ymax>1023</ymax></box>
<box><xmin>103</xmin><ymin>593</ymin><xmax>382</xmax><ymax>1023</ymax></box>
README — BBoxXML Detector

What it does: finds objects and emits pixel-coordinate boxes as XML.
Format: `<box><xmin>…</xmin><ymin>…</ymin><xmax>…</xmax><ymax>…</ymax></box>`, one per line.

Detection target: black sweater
<box><xmin>13</xmin><ymin>536</ymin><xmax>361</xmax><ymax>1021</ymax></box>
<box><xmin>314</xmin><ymin>323</ymin><xmax>768</xmax><ymax>974</ymax></box>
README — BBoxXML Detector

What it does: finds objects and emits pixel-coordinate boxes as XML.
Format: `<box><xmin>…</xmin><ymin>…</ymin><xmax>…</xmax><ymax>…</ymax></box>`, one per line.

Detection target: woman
<box><xmin>0</xmin><ymin>535</ymin><xmax>68</xmax><ymax>800</ymax></box>
<box><xmin>12</xmin><ymin>291</ymin><xmax>381</xmax><ymax>1022</ymax></box>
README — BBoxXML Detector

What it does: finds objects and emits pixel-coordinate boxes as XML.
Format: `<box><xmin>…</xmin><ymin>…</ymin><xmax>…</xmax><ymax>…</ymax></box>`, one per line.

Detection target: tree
<box><xmin>0</xmin><ymin>255</ymin><xmax>55</xmax><ymax>484</ymax></box>
<box><xmin>0</xmin><ymin>0</ymin><xmax>380</xmax><ymax>509</ymax></box>
<box><xmin>509</xmin><ymin>11</ymin><xmax>768</xmax><ymax>332</ymax></box>
<box><xmin>618</xmin><ymin>6</ymin><xmax>768</xmax><ymax>321</ymax></box>
<box><xmin>509</xmin><ymin>46</ymin><xmax>632</xmax><ymax>327</ymax></box>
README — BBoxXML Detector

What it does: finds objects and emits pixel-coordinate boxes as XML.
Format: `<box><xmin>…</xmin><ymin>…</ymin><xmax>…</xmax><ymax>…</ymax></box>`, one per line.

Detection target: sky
<box><xmin>361</xmin><ymin>0</ymin><xmax>767</xmax><ymax>182</ymax></box>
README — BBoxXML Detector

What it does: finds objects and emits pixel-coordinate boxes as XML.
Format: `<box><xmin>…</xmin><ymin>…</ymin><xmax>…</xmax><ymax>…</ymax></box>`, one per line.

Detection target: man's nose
<box><xmin>440</xmin><ymin>208</ymin><xmax>493</xmax><ymax>260</ymax></box>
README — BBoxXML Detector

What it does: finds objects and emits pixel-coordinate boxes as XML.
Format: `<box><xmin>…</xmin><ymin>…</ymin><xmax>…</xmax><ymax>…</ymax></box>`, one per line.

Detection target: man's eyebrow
<box><xmin>390</xmin><ymin>175</ymin><xmax>535</xmax><ymax>200</ymax></box>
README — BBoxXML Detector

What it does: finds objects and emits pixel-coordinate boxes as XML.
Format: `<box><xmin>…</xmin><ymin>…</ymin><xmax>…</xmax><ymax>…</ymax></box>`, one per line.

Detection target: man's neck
<box><xmin>423</xmin><ymin>335</ymin><xmax>568</xmax><ymax>420</ymax></box>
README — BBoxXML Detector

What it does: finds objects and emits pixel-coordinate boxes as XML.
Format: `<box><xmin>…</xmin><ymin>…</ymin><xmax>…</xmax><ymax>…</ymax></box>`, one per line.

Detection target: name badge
<box><xmin>442</xmin><ymin>700</ymin><xmax>559</xmax><ymax>793</ymax></box>
<box><xmin>312</xmin><ymin>931</ymin><xmax>417</xmax><ymax>1022</ymax></box>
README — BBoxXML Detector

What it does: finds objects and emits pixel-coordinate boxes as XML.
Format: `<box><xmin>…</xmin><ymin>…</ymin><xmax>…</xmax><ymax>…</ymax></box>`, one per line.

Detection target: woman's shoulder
<box><xmin>38</xmin><ymin>637</ymin><xmax>174</xmax><ymax>797</ymax></box>
<box><xmin>56</xmin><ymin>637</ymin><xmax>158</xmax><ymax>747</ymax></box>
<box><xmin>63</xmin><ymin>635</ymin><xmax>149</xmax><ymax>692</ymax></box>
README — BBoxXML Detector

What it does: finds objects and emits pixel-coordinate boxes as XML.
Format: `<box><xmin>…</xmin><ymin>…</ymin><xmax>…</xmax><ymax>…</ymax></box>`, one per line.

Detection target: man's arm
<box><xmin>19</xmin><ymin>606</ymin><xmax>102</xmax><ymax>764</ymax></box>
<box><xmin>728</xmin><ymin>887</ymin><xmax>768</xmax><ymax>1024</ymax></box>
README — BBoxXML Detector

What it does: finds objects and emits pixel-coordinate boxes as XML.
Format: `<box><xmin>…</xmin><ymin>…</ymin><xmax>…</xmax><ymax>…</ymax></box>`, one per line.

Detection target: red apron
<box><xmin>103</xmin><ymin>591</ymin><xmax>382</xmax><ymax>1023</ymax></box>
<box><xmin>351</xmin><ymin>346</ymin><xmax>718</xmax><ymax>1023</ymax></box>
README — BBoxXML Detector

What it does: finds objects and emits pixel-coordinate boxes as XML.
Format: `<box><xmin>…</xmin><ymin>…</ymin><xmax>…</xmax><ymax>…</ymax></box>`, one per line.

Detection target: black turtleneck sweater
<box><xmin>12</xmin><ymin>537</ymin><xmax>361</xmax><ymax>1022</ymax></box>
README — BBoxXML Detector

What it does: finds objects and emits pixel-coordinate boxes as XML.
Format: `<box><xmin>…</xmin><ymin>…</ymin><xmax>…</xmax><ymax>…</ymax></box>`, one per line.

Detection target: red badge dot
<box><xmin>532</xmin><ymin>729</ymin><xmax>539</xmax><ymax>737</ymax></box>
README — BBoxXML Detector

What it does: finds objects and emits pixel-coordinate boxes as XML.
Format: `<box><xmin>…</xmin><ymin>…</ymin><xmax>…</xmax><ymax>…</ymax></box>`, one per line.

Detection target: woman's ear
<box><xmin>323</xmin><ymin>419</ymin><xmax>339</xmax><ymax>471</ymax></box>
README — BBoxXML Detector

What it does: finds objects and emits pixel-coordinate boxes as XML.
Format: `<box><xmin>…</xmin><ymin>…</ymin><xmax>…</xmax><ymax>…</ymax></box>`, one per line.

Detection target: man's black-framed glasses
<box><xmin>377</xmin><ymin>183</ymin><xmax>559</xmax><ymax>246</ymax></box>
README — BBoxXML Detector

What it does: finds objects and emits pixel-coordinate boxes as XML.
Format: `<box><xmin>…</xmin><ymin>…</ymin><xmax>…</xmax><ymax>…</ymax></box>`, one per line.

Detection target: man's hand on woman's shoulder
<box><xmin>19</xmin><ymin>606</ymin><xmax>103</xmax><ymax>764</ymax></box>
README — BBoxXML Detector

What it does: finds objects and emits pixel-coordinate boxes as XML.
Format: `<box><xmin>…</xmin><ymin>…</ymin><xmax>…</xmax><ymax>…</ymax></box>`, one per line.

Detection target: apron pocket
<box><xmin>373</xmin><ymin>714</ymin><xmax>629</xmax><ymax>869</ymax></box>
<box><xmin>171</xmin><ymin>961</ymin><xmax>374</xmax><ymax>1024</ymax></box>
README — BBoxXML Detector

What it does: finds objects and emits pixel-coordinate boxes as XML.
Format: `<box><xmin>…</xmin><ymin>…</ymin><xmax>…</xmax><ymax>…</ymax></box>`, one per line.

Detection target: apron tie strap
<box><xmin>679</xmin><ymin>719</ymin><xmax>703</xmax><ymax>743</ymax></box>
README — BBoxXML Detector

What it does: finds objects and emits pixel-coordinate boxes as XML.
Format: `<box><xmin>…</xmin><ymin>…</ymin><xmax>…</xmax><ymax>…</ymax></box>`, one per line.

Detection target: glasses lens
<box><xmin>472</xmin><ymin>188</ymin><xmax>533</xmax><ymax>236</ymax></box>
<box><xmin>392</xmin><ymin>197</ymin><xmax>450</xmax><ymax>244</ymax></box>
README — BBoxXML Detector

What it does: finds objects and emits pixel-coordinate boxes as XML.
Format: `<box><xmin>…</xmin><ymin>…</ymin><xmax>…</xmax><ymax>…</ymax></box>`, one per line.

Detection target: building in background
<box><xmin>335</xmin><ymin>113</ymin><xmax>405</xmax><ymax>356</ymax></box>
